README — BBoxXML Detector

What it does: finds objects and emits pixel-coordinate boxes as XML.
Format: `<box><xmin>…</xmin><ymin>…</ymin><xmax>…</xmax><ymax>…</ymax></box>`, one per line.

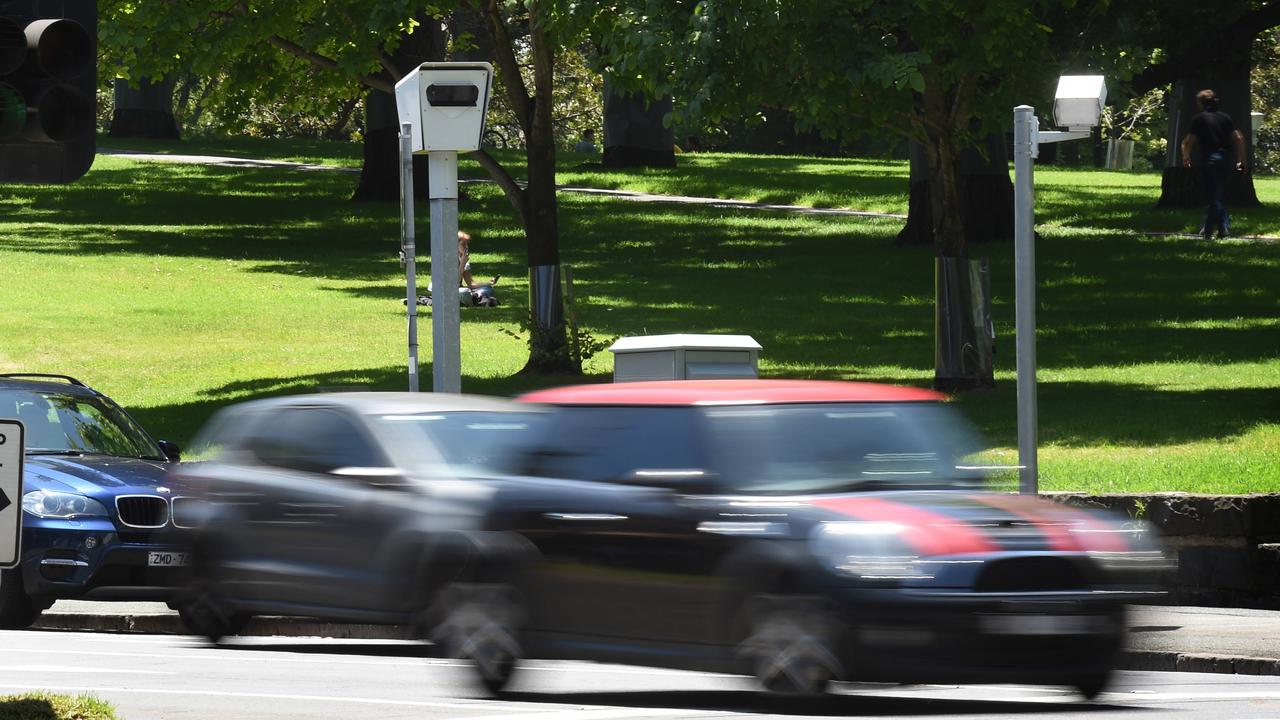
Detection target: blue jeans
<box><xmin>1198</xmin><ymin>151</ymin><xmax>1231</xmax><ymax>236</ymax></box>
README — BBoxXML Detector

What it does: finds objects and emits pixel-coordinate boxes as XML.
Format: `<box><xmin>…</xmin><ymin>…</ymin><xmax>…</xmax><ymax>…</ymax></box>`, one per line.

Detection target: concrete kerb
<box><xmin>32</xmin><ymin>611</ymin><xmax>1280</xmax><ymax>678</ymax></box>
<box><xmin>34</xmin><ymin>612</ymin><xmax>409</xmax><ymax>640</ymax></box>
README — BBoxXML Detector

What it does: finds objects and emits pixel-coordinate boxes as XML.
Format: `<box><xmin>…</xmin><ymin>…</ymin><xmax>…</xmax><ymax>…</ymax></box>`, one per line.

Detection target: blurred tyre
<box><xmin>174</xmin><ymin>544</ymin><xmax>249</xmax><ymax>643</ymax></box>
<box><xmin>0</xmin><ymin>569</ymin><xmax>40</xmax><ymax>630</ymax></box>
<box><xmin>432</xmin><ymin>582</ymin><xmax>523</xmax><ymax>695</ymax></box>
<box><xmin>738</xmin><ymin>594</ymin><xmax>842</xmax><ymax>696</ymax></box>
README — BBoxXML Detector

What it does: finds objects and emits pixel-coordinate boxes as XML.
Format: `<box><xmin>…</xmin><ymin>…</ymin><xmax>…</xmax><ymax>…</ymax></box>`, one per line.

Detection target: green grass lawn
<box><xmin>4</xmin><ymin>139</ymin><xmax>1278</xmax><ymax>494</ymax></box>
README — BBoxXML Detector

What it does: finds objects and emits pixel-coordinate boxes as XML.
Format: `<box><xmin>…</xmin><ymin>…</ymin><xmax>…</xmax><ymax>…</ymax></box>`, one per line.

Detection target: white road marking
<box><xmin>459</xmin><ymin>708</ymin><xmax>716</xmax><ymax>720</ymax></box>
<box><xmin>0</xmin><ymin>682</ymin><xmax>718</xmax><ymax>718</ymax></box>
<box><xmin>0</xmin><ymin>683</ymin><xmax>544</xmax><ymax>712</ymax></box>
<box><xmin>0</xmin><ymin>665</ymin><xmax>174</xmax><ymax>675</ymax></box>
<box><xmin>0</xmin><ymin>644</ymin><xmax>716</xmax><ymax>677</ymax></box>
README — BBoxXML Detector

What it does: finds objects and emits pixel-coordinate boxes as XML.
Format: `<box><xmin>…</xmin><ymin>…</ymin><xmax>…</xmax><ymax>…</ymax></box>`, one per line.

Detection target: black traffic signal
<box><xmin>0</xmin><ymin>0</ymin><xmax>96</xmax><ymax>184</ymax></box>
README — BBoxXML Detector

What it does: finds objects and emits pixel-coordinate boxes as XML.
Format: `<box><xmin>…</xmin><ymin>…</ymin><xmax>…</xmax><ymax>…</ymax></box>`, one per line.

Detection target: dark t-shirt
<box><xmin>1189</xmin><ymin>110</ymin><xmax>1237</xmax><ymax>158</ymax></box>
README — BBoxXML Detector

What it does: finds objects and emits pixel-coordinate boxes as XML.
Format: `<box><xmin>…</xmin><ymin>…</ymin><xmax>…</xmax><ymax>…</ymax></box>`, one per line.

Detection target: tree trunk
<box><xmin>1157</xmin><ymin>30</ymin><xmax>1261</xmax><ymax>208</ymax></box>
<box><xmin>602</xmin><ymin>77</ymin><xmax>675</xmax><ymax>168</ymax></box>
<box><xmin>924</xmin><ymin>131</ymin><xmax>967</xmax><ymax>259</ymax></box>
<box><xmin>897</xmin><ymin>134</ymin><xmax>1014</xmax><ymax>246</ymax></box>
<box><xmin>350</xmin><ymin>91</ymin><xmax>432</xmax><ymax>202</ymax></box>
<box><xmin>108</xmin><ymin>77</ymin><xmax>180</xmax><ymax>139</ymax></box>
<box><xmin>351</xmin><ymin>17</ymin><xmax>446</xmax><ymax>202</ymax></box>
<box><xmin>520</xmin><ymin>0</ymin><xmax>574</xmax><ymax>373</ymax></box>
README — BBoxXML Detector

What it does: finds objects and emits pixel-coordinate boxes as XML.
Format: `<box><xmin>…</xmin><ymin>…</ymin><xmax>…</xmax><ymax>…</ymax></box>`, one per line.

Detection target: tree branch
<box><xmin>472</xmin><ymin>149</ymin><xmax>527</xmax><ymax>226</ymax></box>
<box><xmin>482</xmin><ymin>0</ymin><xmax>534</xmax><ymax>133</ymax></box>
<box><xmin>266</xmin><ymin>35</ymin><xmax>395</xmax><ymax>93</ymax></box>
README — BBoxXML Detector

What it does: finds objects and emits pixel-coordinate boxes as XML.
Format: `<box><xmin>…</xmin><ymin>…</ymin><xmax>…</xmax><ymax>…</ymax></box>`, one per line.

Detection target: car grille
<box><xmin>115</xmin><ymin>496</ymin><xmax>169</xmax><ymax>528</ymax></box>
<box><xmin>974</xmin><ymin>556</ymin><xmax>1088</xmax><ymax>592</ymax></box>
<box><xmin>170</xmin><ymin>497</ymin><xmax>201</xmax><ymax>529</ymax></box>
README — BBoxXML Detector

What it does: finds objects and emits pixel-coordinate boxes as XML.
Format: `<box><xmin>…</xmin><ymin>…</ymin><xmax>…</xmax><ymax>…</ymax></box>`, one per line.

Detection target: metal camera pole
<box><xmin>399</xmin><ymin>122</ymin><xmax>419</xmax><ymax>392</ymax></box>
<box><xmin>428</xmin><ymin>151</ymin><xmax>462</xmax><ymax>393</ymax></box>
<box><xmin>1012</xmin><ymin>102</ymin><xmax>1091</xmax><ymax>494</ymax></box>
<box><xmin>1012</xmin><ymin>105</ymin><xmax>1038</xmax><ymax>494</ymax></box>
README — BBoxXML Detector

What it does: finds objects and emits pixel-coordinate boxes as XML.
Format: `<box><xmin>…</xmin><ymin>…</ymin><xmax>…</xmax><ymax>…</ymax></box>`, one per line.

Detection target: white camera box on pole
<box><xmin>1052</xmin><ymin>75</ymin><xmax>1107</xmax><ymax>132</ymax></box>
<box><xmin>394</xmin><ymin>63</ymin><xmax>494</xmax><ymax>153</ymax></box>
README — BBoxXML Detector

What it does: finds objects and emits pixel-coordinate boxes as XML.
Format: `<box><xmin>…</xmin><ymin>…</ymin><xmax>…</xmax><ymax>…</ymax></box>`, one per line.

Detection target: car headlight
<box><xmin>22</xmin><ymin>490</ymin><xmax>110</xmax><ymax>519</ymax></box>
<box><xmin>810</xmin><ymin>521</ymin><xmax>933</xmax><ymax>581</ymax></box>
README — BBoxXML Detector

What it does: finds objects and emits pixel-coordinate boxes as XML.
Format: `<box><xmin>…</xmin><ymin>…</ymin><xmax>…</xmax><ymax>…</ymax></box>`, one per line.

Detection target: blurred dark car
<box><xmin>0</xmin><ymin>374</ymin><xmax>186</xmax><ymax>629</ymax></box>
<box><xmin>443</xmin><ymin>379</ymin><xmax>1167</xmax><ymax>697</ymax></box>
<box><xmin>168</xmin><ymin>392</ymin><xmax>544</xmax><ymax>640</ymax></box>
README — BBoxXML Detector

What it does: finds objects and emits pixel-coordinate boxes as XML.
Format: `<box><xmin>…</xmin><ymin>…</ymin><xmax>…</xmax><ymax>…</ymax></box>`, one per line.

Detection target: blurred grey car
<box><xmin>167</xmin><ymin>392</ymin><xmax>543</xmax><ymax>641</ymax></box>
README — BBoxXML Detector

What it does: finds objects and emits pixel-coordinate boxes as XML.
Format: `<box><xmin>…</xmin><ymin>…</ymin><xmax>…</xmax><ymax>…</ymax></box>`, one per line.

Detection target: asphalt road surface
<box><xmin>5</xmin><ymin>630</ymin><xmax>1280</xmax><ymax>720</ymax></box>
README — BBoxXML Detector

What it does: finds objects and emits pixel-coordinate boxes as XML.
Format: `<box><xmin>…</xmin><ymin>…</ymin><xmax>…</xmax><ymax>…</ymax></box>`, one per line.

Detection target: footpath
<box><xmin>100</xmin><ymin>149</ymin><xmax>1280</xmax><ymax>242</ymax></box>
<box><xmin>34</xmin><ymin>601</ymin><xmax>1280</xmax><ymax>677</ymax></box>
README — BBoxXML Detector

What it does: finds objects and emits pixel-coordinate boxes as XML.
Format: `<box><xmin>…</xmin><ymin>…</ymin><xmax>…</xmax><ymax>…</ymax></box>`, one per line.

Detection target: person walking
<box><xmin>1181</xmin><ymin>89</ymin><xmax>1247</xmax><ymax>239</ymax></box>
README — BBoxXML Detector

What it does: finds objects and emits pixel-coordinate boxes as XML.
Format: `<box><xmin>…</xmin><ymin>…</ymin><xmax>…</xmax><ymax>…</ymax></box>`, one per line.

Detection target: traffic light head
<box><xmin>0</xmin><ymin>1</ymin><xmax>96</xmax><ymax>184</ymax></box>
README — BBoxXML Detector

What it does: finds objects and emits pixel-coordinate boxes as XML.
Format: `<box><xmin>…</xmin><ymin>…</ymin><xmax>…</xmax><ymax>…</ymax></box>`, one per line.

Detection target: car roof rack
<box><xmin>0</xmin><ymin>373</ymin><xmax>89</xmax><ymax>388</ymax></box>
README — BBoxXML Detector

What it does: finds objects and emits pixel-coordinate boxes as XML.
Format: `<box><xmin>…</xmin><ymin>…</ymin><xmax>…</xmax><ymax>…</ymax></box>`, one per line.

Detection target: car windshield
<box><xmin>704</xmin><ymin>402</ymin><xmax>986</xmax><ymax>494</ymax></box>
<box><xmin>376</xmin><ymin>411</ymin><xmax>543</xmax><ymax>476</ymax></box>
<box><xmin>0</xmin><ymin>388</ymin><xmax>165</xmax><ymax>460</ymax></box>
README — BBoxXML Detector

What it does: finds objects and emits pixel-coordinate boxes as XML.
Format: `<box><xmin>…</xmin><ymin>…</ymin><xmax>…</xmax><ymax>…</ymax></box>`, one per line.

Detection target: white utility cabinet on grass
<box><xmin>609</xmin><ymin>334</ymin><xmax>762</xmax><ymax>382</ymax></box>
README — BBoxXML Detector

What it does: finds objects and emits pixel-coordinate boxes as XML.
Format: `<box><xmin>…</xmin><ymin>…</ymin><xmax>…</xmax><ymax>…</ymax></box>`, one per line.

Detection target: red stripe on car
<box><xmin>970</xmin><ymin>494</ymin><xmax>1082</xmax><ymax>551</ymax></box>
<box><xmin>813</xmin><ymin>496</ymin><xmax>998</xmax><ymax>557</ymax></box>
<box><xmin>972</xmin><ymin>494</ymin><xmax>1131</xmax><ymax>552</ymax></box>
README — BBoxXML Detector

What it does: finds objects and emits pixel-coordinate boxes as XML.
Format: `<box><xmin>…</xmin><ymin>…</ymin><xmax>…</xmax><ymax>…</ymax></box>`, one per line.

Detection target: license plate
<box><xmin>980</xmin><ymin>614</ymin><xmax>1107</xmax><ymax>636</ymax></box>
<box><xmin>147</xmin><ymin>551</ymin><xmax>191</xmax><ymax>567</ymax></box>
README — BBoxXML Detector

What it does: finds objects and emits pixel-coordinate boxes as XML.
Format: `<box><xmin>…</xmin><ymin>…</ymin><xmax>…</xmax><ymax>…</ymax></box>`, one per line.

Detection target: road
<box><xmin>4</xmin><ymin>630</ymin><xmax>1280</xmax><ymax>720</ymax></box>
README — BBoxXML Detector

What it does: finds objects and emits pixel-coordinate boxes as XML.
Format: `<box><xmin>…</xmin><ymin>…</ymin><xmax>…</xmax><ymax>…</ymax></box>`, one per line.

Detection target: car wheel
<box><xmin>738</xmin><ymin>594</ymin><xmax>842</xmax><ymax>696</ymax></box>
<box><xmin>174</xmin><ymin>548</ymin><xmax>248</xmax><ymax>643</ymax></box>
<box><xmin>431</xmin><ymin>583</ymin><xmax>523</xmax><ymax>695</ymax></box>
<box><xmin>0</xmin><ymin>569</ymin><xmax>41</xmax><ymax>630</ymax></box>
<box><xmin>1074</xmin><ymin>670</ymin><xmax>1113</xmax><ymax>700</ymax></box>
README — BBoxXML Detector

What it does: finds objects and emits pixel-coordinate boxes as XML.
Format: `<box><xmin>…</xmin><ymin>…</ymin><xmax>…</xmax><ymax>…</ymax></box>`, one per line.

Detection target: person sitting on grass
<box><xmin>412</xmin><ymin>231</ymin><xmax>499</xmax><ymax>307</ymax></box>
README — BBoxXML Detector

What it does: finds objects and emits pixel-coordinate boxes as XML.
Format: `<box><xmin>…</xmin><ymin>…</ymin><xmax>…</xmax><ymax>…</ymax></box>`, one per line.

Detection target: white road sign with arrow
<box><xmin>0</xmin><ymin>420</ymin><xmax>23</xmax><ymax>569</ymax></box>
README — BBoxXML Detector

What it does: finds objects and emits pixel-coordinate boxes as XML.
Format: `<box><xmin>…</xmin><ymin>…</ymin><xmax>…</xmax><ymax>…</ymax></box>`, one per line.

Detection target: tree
<box><xmin>1104</xmin><ymin>0</ymin><xmax>1280</xmax><ymax>207</ymax></box>
<box><xmin>101</xmin><ymin>0</ymin><xmax>581</xmax><ymax>372</ymax></box>
<box><xmin>596</xmin><ymin>0</ymin><xmax>1100</xmax><ymax>387</ymax></box>
<box><xmin>108</xmin><ymin>76</ymin><xmax>181</xmax><ymax>139</ymax></box>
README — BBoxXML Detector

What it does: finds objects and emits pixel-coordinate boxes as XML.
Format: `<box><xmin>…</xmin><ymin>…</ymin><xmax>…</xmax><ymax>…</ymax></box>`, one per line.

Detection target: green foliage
<box><xmin>1253</xmin><ymin>28</ymin><xmax>1280</xmax><ymax>174</ymax></box>
<box><xmin>593</xmin><ymin>0</ymin><xmax>1097</xmax><ymax>149</ymax></box>
<box><xmin>484</xmin><ymin>42</ymin><xmax>605</xmax><ymax>150</ymax></box>
<box><xmin>0</xmin><ymin>693</ymin><xmax>118</xmax><ymax>720</ymax></box>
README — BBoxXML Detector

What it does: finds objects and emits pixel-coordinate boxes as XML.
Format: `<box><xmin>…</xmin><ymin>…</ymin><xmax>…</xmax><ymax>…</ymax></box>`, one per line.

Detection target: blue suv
<box><xmin>0</xmin><ymin>374</ymin><xmax>190</xmax><ymax>628</ymax></box>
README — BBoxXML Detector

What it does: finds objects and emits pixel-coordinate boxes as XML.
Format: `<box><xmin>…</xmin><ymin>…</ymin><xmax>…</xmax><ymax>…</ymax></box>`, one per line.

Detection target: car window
<box><xmin>0</xmin><ymin>388</ymin><xmax>164</xmax><ymax>459</ymax></box>
<box><xmin>248</xmin><ymin>407</ymin><xmax>386</xmax><ymax>474</ymax></box>
<box><xmin>524</xmin><ymin>407</ymin><xmax>705</xmax><ymax>483</ymax></box>
<box><xmin>374</xmin><ymin>411</ymin><xmax>543</xmax><ymax>476</ymax></box>
<box><xmin>704</xmin><ymin>402</ymin><xmax>986</xmax><ymax>494</ymax></box>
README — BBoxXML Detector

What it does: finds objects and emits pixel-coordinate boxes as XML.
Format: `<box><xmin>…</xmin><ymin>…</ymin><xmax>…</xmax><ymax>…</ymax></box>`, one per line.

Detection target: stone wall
<box><xmin>1050</xmin><ymin>493</ymin><xmax>1280</xmax><ymax>609</ymax></box>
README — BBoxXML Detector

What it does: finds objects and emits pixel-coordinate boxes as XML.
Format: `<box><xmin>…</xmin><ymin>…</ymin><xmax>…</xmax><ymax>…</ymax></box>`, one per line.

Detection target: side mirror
<box><xmin>618</xmin><ymin>469</ymin><xmax>719</xmax><ymax>494</ymax></box>
<box><xmin>157</xmin><ymin>440</ymin><xmax>181</xmax><ymax>463</ymax></box>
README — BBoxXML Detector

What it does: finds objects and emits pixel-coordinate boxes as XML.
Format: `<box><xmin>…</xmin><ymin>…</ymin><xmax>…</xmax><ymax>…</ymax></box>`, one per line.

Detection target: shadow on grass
<box><xmin>127</xmin><ymin>365</ymin><xmax>609</xmax><ymax>445</ymax></box>
<box><xmin>0</xmin><ymin>697</ymin><xmax>57</xmax><ymax>720</ymax></box>
<box><xmin>5</xmin><ymin>156</ymin><xmax>1277</xmax><ymax>453</ymax></box>
<box><xmin>958</xmin><ymin>382</ymin><xmax>1280</xmax><ymax>448</ymax></box>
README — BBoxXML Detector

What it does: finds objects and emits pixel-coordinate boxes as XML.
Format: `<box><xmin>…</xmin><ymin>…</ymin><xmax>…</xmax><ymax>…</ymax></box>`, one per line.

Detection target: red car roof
<box><xmin>518</xmin><ymin>379</ymin><xmax>946</xmax><ymax>406</ymax></box>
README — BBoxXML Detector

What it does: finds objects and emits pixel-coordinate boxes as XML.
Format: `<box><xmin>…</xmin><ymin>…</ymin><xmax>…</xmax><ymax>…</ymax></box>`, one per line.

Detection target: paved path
<box><xmin>7</xmin><ymin>628</ymin><xmax>1280</xmax><ymax>720</ymax></box>
<box><xmin>100</xmin><ymin>150</ymin><xmax>906</xmax><ymax>221</ymax></box>
<box><xmin>100</xmin><ymin>149</ymin><xmax>1280</xmax><ymax>241</ymax></box>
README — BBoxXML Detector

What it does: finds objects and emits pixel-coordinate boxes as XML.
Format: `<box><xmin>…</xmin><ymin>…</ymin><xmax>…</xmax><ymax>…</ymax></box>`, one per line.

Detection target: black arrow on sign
<box><xmin>0</xmin><ymin>488</ymin><xmax>8</xmax><ymax>514</ymax></box>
